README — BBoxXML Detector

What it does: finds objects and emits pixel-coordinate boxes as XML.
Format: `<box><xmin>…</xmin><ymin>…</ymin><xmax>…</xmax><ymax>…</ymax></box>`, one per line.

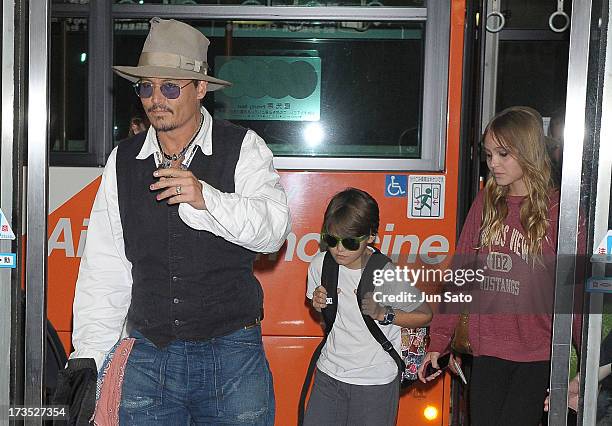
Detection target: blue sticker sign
<box><xmin>0</xmin><ymin>253</ymin><xmax>16</xmax><ymax>268</ymax></box>
<box><xmin>385</xmin><ymin>175</ymin><xmax>407</xmax><ymax>197</ymax></box>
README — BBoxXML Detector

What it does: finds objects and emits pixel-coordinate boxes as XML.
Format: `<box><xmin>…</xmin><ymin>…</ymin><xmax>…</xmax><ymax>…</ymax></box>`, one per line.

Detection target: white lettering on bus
<box><xmin>48</xmin><ymin>218</ymin><xmax>75</xmax><ymax>257</ymax></box>
<box><xmin>48</xmin><ymin>217</ymin><xmax>89</xmax><ymax>257</ymax></box>
<box><xmin>76</xmin><ymin>218</ymin><xmax>89</xmax><ymax>257</ymax></box>
<box><xmin>378</xmin><ymin>223</ymin><xmax>394</xmax><ymax>254</ymax></box>
<box><xmin>295</xmin><ymin>232</ymin><xmax>320</xmax><ymax>261</ymax></box>
<box><xmin>48</xmin><ymin>219</ymin><xmax>450</xmax><ymax>265</ymax></box>
<box><xmin>388</xmin><ymin>234</ymin><xmax>421</xmax><ymax>263</ymax></box>
<box><xmin>420</xmin><ymin>235</ymin><xmax>450</xmax><ymax>264</ymax></box>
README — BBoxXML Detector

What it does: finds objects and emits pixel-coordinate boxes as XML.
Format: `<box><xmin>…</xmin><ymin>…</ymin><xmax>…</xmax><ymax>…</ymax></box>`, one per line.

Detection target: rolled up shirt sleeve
<box><xmin>70</xmin><ymin>149</ymin><xmax>133</xmax><ymax>370</ymax></box>
<box><xmin>179</xmin><ymin>130</ymin><xmax>291</xmax><ymax>253</ymax></box>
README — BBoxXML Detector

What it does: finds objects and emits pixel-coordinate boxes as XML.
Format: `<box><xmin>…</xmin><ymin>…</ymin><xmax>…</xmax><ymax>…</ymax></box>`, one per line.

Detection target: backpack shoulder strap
<box><xmin>356</xmin><ymin>250</ymin><xmax>406</xmax><ymax>380</ymax></box>
<box><xmin>320</xmin><ymin>251</ymin><xmax>339</xmax><ymax>333</ymax></box>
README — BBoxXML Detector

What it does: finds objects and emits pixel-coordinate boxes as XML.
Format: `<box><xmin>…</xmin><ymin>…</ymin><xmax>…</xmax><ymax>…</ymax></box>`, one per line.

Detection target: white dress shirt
<box><xmin>70</xmin><ymin>108</ymin><xmax>291</xmax><ymax>369</ymax></box>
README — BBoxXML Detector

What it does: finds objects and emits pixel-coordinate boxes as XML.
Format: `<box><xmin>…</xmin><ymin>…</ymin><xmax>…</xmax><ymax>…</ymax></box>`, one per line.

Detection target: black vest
<box><xmin>116</xmin><ymin>119</ymin><xmax>262</xmax><ymax>347</ymax></box>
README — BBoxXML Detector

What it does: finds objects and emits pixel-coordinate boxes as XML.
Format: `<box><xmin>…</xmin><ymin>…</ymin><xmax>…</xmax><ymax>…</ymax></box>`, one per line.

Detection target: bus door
<box><xmin>474</xmin><ymin>0</ymin><xmax>612</xmax><ymax>424</ymax></box>
<box><xmin>557</xmin><ymin>1</ymin><xmax>612</xmax><ymax>425</ymax></box>
<box><xmin>2</xmin><ymin>0</ymin><xmax>62</xmax><ymax>420</ymax></box>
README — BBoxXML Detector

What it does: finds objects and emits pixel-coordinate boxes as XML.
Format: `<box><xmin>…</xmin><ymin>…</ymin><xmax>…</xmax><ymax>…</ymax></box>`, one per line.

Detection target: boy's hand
<box><xmin>361</xmin><ymin>291</ymin><xmax>386</xmax><ymax>321</ymax></box>
<box><xmin>312</xmin><ymin>286</ymin><xmax>328</xmax><ymax>312</ymax></box>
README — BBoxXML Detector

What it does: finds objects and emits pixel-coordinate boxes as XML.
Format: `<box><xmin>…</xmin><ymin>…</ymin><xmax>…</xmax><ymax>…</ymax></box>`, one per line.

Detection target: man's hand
<box><xmin>361</xmin><ymin>291</ymin><xmax>386</xmax><ymax>321</ymax></box>
<box><xmin>151</xmin><ymin>168</ymin><xmax>206</xmax><ymax>210</ymax></box>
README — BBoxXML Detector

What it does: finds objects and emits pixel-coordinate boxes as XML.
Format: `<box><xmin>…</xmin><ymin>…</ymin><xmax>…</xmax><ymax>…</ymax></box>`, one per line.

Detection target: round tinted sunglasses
<box><xmin>320</xmin><ymin>233</ymin><xmax>369</xmax><ymax>251</ymax></box>
<box><xmin>133</xmin><ymin>81</ymin><xmax>192</xmax><ymax>100</ymax></box>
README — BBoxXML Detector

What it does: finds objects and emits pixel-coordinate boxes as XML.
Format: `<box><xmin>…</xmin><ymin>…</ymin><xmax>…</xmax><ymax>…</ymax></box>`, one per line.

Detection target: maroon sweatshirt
<box><xmin>429</xmin><ymin>190</ymin><xmax>564</xmax><ymax>362</ymax></box>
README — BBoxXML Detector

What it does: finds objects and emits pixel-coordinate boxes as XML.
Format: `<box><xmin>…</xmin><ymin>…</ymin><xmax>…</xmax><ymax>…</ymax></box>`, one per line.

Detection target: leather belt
<box><xmin>244</xmin><ymin>318</ymin><xmax>261</xmax><ymax>329</ymax></box>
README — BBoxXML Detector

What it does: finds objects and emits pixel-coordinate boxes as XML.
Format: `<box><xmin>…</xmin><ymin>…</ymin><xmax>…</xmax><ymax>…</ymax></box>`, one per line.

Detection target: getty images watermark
<box><xmin>372</xmin><ymin>266</ymin><xmax>485</xmax><ymax>304</ymax></box>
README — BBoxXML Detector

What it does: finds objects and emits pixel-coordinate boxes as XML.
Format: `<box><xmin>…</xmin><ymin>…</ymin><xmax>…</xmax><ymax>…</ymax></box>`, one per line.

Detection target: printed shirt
<box><xmin>429</xmin><ymin>190</ymin><xmax>566</xmax><ymax>362</ymax></box>
<box><xmin>306</xmin><ymin>249</ymin><xmax>423</xmax><ymax>385</ymax></box>
<box><xmin>70</xmin><ymin>107</ymin><xmax>292</xmax><ymax>369</ymax></box>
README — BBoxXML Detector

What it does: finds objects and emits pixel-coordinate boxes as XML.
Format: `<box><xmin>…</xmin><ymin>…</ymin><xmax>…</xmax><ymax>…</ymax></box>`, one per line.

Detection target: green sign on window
<box><xmin>214</xmin><ymin>56</ymin><xmax>321</xmax><ymax>121</ymax></box>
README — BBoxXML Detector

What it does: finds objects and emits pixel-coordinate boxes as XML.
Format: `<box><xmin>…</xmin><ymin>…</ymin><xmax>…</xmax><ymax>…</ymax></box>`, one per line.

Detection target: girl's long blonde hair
<box><xmin>479</xmin><ymin>106</ymin><xmax>554</xmax><ymax>260</ymax></box>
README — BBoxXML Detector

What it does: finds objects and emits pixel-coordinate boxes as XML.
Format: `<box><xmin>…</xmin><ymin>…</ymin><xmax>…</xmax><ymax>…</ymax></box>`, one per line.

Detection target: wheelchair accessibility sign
<box><xmin>385</xmin><ymin>175</ymin><xmax>407</xmax><ymax>197</ymax></box>
<box><xmin>407</xmin><ymin>175</ymin><xmax>445</xmax><ymax>219</ymax></box>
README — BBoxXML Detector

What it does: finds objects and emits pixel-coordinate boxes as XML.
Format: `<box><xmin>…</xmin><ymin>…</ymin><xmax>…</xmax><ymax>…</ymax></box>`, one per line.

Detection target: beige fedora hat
<box><xmin>113</xmin><ymin>17</ymin><xmax>231</xmax><ymax>91</ymax></box>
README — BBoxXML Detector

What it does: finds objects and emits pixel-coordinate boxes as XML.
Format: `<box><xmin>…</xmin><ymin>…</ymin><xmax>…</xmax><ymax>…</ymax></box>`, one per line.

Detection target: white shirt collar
<box><xmin>136</xmin><ymin>106</ymin><xmax>213</xmax><ymax>166</ymax></box>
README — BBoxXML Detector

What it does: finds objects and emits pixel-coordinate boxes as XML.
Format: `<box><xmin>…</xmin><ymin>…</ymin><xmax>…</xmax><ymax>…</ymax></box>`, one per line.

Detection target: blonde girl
<box><xmin>418</xmin><ymin>106</ymin><xmax>561</xmax><ymax>426</ymax></box>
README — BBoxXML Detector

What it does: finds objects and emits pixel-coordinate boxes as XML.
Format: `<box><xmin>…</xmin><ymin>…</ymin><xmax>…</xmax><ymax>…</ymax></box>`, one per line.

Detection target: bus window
<box><xmin>478</xmin><ymin>1</ymin><xmax>571</xmax><ymax>183</ymax></box>
<box><xmin>113</xmin><ymin>19</ymin><xmax>425</xmax><ymax>161</ymax></box>
<box><xmin>50</xmin><ymin>17</ymin><xmax>89</xmax><ymax>153</ymax></box>
<box><xmin>496</xmin><ymin>40</ymin><xmax>569</xmax><ymax>116</ymax></box>
<box><xmin>488</xmin><ymin>1</ymin><xmax>571</xmax><ymax>116</ymax></box>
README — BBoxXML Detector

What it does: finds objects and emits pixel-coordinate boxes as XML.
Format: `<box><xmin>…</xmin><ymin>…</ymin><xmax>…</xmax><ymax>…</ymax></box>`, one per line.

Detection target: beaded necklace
<box><xmin>157</xmin><ymin>113</ymin><xmax>203</xmax><ymax>168</ymax></box>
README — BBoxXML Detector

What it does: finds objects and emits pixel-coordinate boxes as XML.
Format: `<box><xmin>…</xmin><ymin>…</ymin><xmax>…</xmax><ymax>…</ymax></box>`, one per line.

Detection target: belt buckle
<box><xmin>244</xmin><ymin>318</ymin><xmax>261</xmax><ymax>329</ymax></box>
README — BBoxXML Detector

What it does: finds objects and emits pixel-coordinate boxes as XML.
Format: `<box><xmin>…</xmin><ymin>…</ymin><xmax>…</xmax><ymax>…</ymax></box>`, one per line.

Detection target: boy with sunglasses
<box><xmin>305</xmin><ymin>188</ymin><xmax>432</xmax><ymax>426</ymax></box>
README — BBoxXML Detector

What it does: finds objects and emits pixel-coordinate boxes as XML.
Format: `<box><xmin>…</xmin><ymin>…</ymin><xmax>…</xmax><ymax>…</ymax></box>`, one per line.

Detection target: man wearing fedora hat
<box><xmin>62</xmin><ymin>17</ymin><xmax>291</xmax><ymax>425</ymax></box>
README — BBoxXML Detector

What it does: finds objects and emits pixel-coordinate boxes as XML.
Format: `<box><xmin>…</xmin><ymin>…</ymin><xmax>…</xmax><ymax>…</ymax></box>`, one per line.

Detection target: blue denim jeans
<box><xmin>119</xmin><ymin>326</ymin><xmax>275</xmax><ymax>425</ymax></box>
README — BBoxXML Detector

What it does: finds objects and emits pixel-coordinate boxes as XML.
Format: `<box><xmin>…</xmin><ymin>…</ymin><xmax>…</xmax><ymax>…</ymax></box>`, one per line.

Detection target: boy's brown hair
<box><xmin>322</xmin><ymin>188</ymin><xmax>379</xmax><ymax>238</ymax></box>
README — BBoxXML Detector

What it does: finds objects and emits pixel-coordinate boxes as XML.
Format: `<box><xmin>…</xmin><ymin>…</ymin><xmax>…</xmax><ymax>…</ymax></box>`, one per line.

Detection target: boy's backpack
<box><xmin>297</xmin><ymin>250</ymin><xmax>428</xmax><ymax>425</ymax></box>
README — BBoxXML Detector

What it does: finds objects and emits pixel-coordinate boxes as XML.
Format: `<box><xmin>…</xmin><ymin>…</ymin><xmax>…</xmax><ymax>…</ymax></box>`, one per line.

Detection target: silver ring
<box><xmin>176</xmin><ymin>185</ymin><xmax>182</xmax><ymax>195</ymax></box>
